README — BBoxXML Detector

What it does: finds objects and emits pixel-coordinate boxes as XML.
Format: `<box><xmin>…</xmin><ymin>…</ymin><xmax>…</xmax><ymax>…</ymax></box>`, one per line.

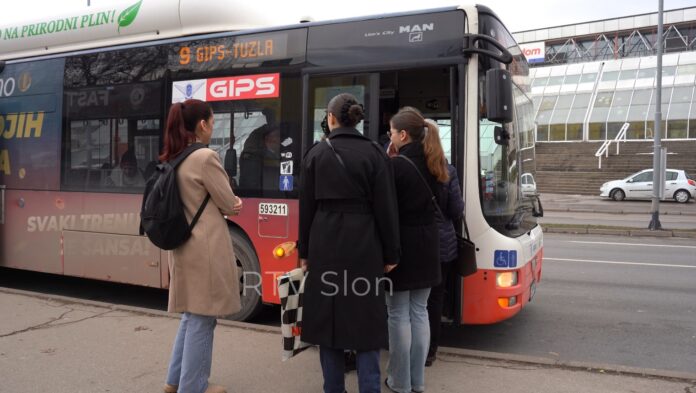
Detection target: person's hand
<box><xmin>387</xmin><ymin>142</ymin><xmax>398</xmax><ymax>158</ymax></box>
<box><xmin>384</xmin><ymin>264</ymin><xmax>397</xmax><ymax>273</ymax></box>
<box><xmin>300</xmin><ymin>258</ymin><xmax>308</xmax><ymax>272</ymax></box>
<box><xmin>231</xmin><ymin>197</ymin><xmax>243</xmax><ymax>215</ymax></box>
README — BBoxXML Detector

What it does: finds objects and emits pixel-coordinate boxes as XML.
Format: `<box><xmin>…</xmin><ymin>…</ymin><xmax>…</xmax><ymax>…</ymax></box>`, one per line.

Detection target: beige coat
<box><xmin>168</xmin><ymin>148</ymin><xmax>242</xmax><ymax>317</ymax></box>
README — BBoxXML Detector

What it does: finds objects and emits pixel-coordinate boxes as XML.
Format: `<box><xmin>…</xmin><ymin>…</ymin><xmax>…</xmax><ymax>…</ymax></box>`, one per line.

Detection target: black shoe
<box><xmin>344</xmin><ymin>351</ymin><xmax>356</xmax><ymax>373</ymax></box>
<box><xmin>425</xmin><ymin>354</ymin><xmax>436</xmax><ymax>367</ymax></box>
<box><xmin>384</xmin><ymin>378</ymin><xmax>399</xmax><ymax>393</ymax></box>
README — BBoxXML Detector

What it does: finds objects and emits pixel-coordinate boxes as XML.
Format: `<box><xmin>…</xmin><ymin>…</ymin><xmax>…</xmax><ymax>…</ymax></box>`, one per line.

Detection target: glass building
<box><xmin>514</xmin><ymin>6</ymin><xmax>696</xmax><ymax>143</ymax></box>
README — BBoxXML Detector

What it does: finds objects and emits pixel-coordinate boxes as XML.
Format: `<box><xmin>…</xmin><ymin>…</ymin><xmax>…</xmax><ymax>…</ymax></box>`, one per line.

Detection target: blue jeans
<box><xmin>166</xmin><ymin>312</ymin><xmax>217</xmax><ymax>393</ymax></box>
<box><xmin>385</xmin><ymin>288</ymin><xmax>431</xmax><ymax>393</ymax></box>
<box><xmin>319</xmin><ymin>346</ymin><xmax>381</xmax><ymax>393</ymax></box>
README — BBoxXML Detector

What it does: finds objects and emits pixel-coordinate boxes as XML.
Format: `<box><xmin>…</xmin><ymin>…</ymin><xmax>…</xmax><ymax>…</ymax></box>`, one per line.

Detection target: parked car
<box><xmin>521</xmin><ymin>173</ymin><xmax>537</xmax><ymax>197</ymax></box>
<box><xmin>600</xmin><ymin>169</ymin><xmax>696</xmax><ymax>203</ymax></box>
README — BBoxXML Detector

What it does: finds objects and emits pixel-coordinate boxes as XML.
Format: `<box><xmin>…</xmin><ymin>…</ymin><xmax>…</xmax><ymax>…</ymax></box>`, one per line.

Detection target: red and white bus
<box><xmin>0</xmin><ymin>1</ymin><xmax>543</xmax><ymax>324</ymax></box>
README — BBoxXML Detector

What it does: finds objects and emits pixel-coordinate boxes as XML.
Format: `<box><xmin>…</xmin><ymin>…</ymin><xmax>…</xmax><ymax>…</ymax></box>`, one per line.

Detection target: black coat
<box><xmin>387</xmin><ymin>142</ymin><xmax>441</xmax><ymax>291</ymax></box>
<box><xmin>437</xmin><ymin>165</ymin><xmax>465</xmax><ymax>263</ymax></box>
<box><xmin>298</xmin><ymin>127</ymin><xmax>400</xmax><ymax>351</ymax></box>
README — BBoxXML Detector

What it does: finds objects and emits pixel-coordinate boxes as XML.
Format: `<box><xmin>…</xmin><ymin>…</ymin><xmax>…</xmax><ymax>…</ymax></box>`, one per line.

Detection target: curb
<box><xmin>2</xmin><ymin>287</ymin><xmax>695</xmax><ymax>383</ymax></box>
<box><xmin>0</xmin><ymin>286</ymin><xmax>280</xmax><ymax>336</ymax></box>
<box><xmin>438</xmin><ymin>347</ymin><xmax>696</xmax><ymax>382</ymax></box>
<box><xmin>544</xmin><ymin>207</ymin><xmax>696</xmax><ymax>216</ymax></box>
<box><xmin>541</xmin><ymin>224</ymin><xmax>696</xmax><ymax>238</ymax></box>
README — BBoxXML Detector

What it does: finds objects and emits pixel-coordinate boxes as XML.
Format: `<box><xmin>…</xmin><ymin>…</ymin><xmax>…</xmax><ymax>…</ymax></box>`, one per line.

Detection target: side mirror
<box><xmin>486</xmin><ymin>68</ymin><xmax>513</xmax><ymax>124</ymax></box>
<box><xmin>494</xmin><ymin>126</ymin><xmax>510</xmax><ymax>146</ymax></box>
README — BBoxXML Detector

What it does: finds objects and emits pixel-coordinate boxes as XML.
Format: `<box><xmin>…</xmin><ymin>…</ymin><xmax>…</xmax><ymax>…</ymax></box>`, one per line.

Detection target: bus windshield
<box><xmin>478</xmin><ymin>12</ymin><xmax>538</xmax><ymax>238</ymax></box>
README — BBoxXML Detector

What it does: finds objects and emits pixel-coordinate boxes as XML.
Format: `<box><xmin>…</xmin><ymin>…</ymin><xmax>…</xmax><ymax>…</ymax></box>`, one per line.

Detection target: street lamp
<box><xmin>648</xmin><ymin>0</ymin><xmax>664</xmax><ymax>231</ymax></box>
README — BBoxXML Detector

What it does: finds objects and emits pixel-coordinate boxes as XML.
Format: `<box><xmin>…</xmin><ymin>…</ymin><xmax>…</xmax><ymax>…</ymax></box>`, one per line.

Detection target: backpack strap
<box><xmin>189</xmin><ymin>194</ymin><xmax>211</xmax><ymax>230</ymax></box>
<box><xmin>170</xmin><ymin>143</ymin><xmax>208</xmax><ymax>168</ymax></box>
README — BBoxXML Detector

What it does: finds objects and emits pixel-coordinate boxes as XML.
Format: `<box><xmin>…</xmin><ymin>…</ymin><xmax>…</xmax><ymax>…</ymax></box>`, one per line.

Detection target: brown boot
<box><xmin>163</xmin><ymin>383</ymin><xmax>177</xmax><ymax>393</ymax></box>
<box><xmin>204</xmin><ymin>384</ymin><xmax>227</xmax><ymax>393</ymax></box>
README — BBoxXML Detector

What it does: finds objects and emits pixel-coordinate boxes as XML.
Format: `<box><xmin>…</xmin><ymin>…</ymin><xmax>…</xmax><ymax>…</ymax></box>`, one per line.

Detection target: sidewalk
<box><xmin>1</xmin><ymin>288</ymin><xmax>694</xmax><ymax>393</ymax></box>
<box><xmin>538</xmin><ymin>193</ymin><xmax>696</xmax><ymax>236</ymax></box>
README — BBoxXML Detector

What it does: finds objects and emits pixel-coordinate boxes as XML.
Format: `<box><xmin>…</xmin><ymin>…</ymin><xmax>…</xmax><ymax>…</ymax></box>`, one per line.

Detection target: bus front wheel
<box><xmin>227</xmin><ymin>228</ymin><xmax>264</xmax><ymax>321</ymax></box>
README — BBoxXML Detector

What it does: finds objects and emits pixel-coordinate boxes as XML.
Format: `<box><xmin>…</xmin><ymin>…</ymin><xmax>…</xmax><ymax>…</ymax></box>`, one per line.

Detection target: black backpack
<box><xmin>139</xmin><ymin>143</ymin><xmax>211</xmax><ymax>250</ymax></box>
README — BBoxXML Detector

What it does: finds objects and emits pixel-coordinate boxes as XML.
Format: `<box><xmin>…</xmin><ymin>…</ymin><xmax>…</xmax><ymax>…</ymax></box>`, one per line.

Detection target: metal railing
<box><xmin>595</xmin><ymin>123</ymin><xmax>629</xmax><ymax>169</ymax></box>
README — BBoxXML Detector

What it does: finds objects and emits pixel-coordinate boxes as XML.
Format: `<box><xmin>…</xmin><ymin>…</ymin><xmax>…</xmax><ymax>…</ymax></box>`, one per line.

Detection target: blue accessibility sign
<box><xmin>494</xmin><ymin>250</ymin><xmax>518</xmax><ymax>268</ymax></box>
<box><xmin>280</xmin><ymin>175</ymin><xmax>293</xmax><ymax>191</ymax></box>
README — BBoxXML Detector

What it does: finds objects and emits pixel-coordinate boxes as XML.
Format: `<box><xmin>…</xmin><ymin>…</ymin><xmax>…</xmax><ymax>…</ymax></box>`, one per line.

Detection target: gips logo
<box><xmin>206</xmin><ymin>73</ymin><xmax>280</xmax><ymax>101</ymax></box>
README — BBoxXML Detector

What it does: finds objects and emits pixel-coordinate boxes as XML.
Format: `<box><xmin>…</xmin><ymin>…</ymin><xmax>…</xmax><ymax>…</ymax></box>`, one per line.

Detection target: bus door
<box><xmin>376</xmin><ymin>65</ymin><xmax>465</xmax><ymax>323</ymax></box>
<box><xmin>304</xmin><ymin>73</ymin><xmax>380</xmax><ymax>148</ymax></box>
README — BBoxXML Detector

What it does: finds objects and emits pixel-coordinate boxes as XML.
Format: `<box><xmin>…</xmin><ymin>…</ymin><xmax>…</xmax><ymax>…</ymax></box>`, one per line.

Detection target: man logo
<box><xmin>399</xmin><ymin>23</ymin><xmax>434</xmax><ymax>34</ymax></box>
<box><xmin>18</xmin><ymin>72</ymin><xmax>31</xmax><ymax>92</ymax></box>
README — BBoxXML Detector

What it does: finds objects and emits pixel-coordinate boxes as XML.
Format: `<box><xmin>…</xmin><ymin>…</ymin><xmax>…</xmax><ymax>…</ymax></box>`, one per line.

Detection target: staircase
<box><xmin>535</xmin><ymin>140</ymin><xmax>696</xmax><ymax>195</ymax></box>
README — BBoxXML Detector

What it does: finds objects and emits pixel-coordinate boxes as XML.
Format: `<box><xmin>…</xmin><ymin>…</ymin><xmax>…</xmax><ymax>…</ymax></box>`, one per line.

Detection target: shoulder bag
<box><xmin>395</xmin><ymin>155</ymin><xmax>477</xmax><ymax>277</ymax></box>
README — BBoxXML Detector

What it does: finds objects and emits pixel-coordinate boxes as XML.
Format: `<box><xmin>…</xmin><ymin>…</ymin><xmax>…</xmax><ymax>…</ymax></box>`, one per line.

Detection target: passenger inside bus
<box><xmin>238</xmin><ymin>120</ymin><xmax>280</xmax><ymax>191</ymax></box>
<box><xmin>107</xmin><ymin>149</ymin><xmax>145</xmax><ymax>187</ymax></box>
<box><xmin>224</xmin><ymin>134</ymin><xmax>238</xmax><ymax>188</ymax></box>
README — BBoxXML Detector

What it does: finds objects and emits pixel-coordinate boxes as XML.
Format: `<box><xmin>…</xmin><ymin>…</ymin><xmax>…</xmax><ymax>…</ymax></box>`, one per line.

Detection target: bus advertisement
<box><xmin>0</xmin><ymin>3</ymin><xmax>543</xmax><ymax>324</ymax></box>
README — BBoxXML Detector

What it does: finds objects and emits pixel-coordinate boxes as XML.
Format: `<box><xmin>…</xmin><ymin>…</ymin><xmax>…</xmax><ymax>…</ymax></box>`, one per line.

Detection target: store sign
<box><xmin>519</xmin><ymin>41</ymin><xmax>545</xmax><ymax>64</ymax></box>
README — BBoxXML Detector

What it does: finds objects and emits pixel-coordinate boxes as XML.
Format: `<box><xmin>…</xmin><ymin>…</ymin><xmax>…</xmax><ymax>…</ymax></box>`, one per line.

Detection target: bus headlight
<box><xmin>496</xmin><ymin>271</ymin><xmax>518</xmax><ymax>288</ymax></box>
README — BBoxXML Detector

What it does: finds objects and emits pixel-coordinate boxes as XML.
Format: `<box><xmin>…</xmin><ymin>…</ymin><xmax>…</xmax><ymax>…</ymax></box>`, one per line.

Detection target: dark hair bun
<box><xmin>347</xmin><ymin>104</ymin><xmax>364</xmax><ymax>124</ymax></box>
<box><xmin>328</xmin><ymin>93</ymin><xmax>364</xmax><ymax>128</ymax></box>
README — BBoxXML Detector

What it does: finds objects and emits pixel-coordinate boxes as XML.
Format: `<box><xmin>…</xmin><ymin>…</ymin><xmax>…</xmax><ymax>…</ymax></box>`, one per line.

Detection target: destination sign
<box><xmin>175</xmin><ymin>33</ymin><xmax>288</xmax><ymax>67</ymax></box>
<box><xmin>168</xmin><ymin>29</ymin><xmax>307</xmax><ymax>73</ymax></box>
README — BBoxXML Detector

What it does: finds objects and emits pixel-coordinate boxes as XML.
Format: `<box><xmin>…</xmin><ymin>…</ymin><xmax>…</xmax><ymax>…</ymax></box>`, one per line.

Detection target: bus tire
<box><xmin>227</xmin><ymin>227</ymin><xmax>264</xmax><ymax>321</ymax></box>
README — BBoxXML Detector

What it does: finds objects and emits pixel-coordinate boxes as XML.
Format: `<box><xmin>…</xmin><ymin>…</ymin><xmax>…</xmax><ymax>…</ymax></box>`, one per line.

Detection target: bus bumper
<box><xmin>461</xmin><ymin>248</ymin><xmax>544</xmax><ymax>325</ymax></box>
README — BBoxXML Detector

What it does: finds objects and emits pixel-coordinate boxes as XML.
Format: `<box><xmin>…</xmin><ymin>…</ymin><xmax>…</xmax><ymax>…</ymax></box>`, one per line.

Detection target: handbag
<box><xmin>396</xmin><ymin>155</ymin><xmax>477</xmax><ymax>277</ymax></box>
<box><xmin>455</xmin><ymin>222</ymin><xmax>478</xmax><ymax>277</ymax></box>
<box><xmin>277</xmin><ymin>268</ymin><xmax>311</xmax><ymax>361</ymax></box>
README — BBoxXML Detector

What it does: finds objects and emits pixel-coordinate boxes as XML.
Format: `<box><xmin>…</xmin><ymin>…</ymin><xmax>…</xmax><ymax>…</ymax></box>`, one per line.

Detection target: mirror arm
<box><xmin>462</xmin><ymin>34</ymin><xmax>513</xmax><ymax>64</ymax></box>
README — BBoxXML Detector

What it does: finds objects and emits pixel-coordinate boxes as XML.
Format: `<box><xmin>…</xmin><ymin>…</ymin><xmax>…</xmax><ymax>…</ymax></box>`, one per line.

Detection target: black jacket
<box><xmin>437</xmin><ymin>165</ymin><xmax>464</xmax><ymax>263</ymax></box>
<box><xmin>387</xmin><ymin>142</ymin><xmax>441</xmax><ymax>291</ymax></box>
<box><xmin>298</xmin><ymin>127</ymin><xmax>400</xmax><ymax>350</ymax></box>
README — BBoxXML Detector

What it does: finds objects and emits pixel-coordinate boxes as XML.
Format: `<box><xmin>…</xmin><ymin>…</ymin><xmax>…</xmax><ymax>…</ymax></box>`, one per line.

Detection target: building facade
<box><xmin>511</xmin><ymin>7</ymin><xmax>696</xmax><ymax>196</ymax></box>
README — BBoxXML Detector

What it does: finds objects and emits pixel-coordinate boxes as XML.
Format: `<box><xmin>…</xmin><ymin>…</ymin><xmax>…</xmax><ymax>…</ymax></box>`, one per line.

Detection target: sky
<box><xmin>0</xmin><ymin>0</ymin><xmax>694</xmax><ymax>32</ymax></box>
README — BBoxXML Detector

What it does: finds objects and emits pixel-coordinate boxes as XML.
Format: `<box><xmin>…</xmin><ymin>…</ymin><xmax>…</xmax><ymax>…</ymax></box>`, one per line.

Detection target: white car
<box><xmin>521</xmin><ymin>173</ymin><xmax>537</xmax><ymax>197</ymax></box>
<box><xmin>600</xmin><ymin>169</ymin><xmax>696</xmax><ymax>203</ymax></box>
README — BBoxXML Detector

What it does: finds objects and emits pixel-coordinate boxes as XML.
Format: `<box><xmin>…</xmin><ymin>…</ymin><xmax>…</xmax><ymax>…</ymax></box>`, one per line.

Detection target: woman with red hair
<box><xmin>161</xmin><ymin>99</ymin><xmax>242</xmax><ymax>393</ymax></box>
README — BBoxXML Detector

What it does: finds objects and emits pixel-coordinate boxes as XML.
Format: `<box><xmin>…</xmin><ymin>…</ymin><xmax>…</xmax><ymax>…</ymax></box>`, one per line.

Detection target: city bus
<box><xmin>0</xmin><ymin>0</ymin><xmax>543</xmax><ymax>324</ymax></box>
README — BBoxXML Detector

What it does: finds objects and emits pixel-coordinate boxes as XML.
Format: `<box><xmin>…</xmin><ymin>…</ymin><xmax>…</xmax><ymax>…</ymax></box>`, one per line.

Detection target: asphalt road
<box><xmin>2</xmin><ymin>232</ymin><xmax>695</xmax><ymax>373</ymax></box>
<box><xmin>441</xmin><ymin>233</ymin><xmax>696</xmax><ymax>374</ymax></box>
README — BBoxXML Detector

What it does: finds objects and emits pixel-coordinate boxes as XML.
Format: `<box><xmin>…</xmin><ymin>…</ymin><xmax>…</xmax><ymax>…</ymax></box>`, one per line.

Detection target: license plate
<box><xmin>258</xmin><ymin>202</ymin><xmax>288</xmax><ymax>216</ymax></box>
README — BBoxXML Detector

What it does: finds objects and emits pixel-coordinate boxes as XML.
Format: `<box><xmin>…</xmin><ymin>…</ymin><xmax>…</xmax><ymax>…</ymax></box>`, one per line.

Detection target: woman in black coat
<box><xmin>385</xmin><ymin>108</ymin><xmax>449</xmax><ymax>393</ymax></box>
<box><xmin>299</xmin><ymin>93</ymin><xmax>400</xmax><ymax>393</ymax></box>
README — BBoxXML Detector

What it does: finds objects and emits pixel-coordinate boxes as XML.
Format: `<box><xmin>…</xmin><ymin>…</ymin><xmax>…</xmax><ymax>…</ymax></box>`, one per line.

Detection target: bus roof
<box><xmin>0</xmin><ymin>0</ymin><xmax>461</xmax><ymax>63</ymax></box>
<box><xmin>0</xmin><ymin>0</ymin><xmax>279</xmax><ymax>61</ymax></box>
